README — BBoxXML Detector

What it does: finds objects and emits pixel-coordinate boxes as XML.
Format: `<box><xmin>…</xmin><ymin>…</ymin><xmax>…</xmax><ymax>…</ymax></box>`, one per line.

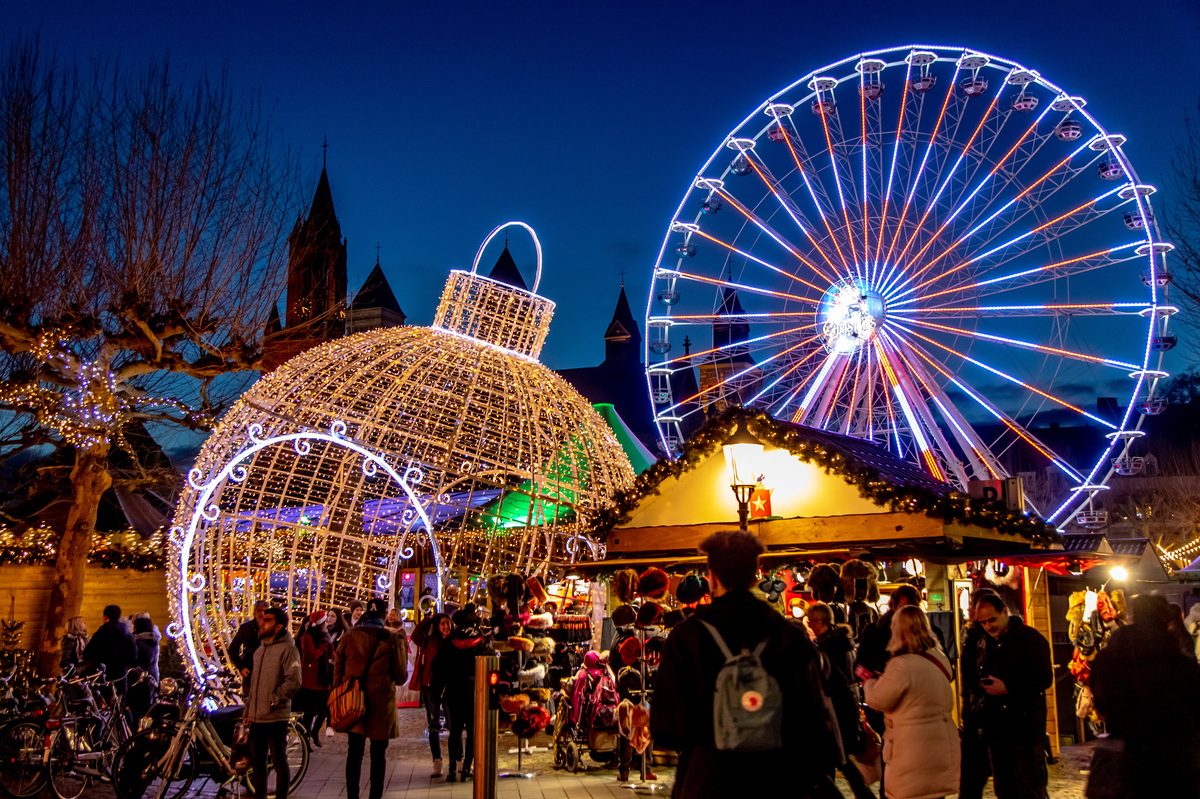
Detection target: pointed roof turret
<box><xmin>604</xmin><ymin>284</ymin><xmax>640</xmax><ymax>344</ymax></box>
<box><xmin>488</xmin><ymin>244</ymin><xmax>527</xmax><ymax>290</ymax></box>
<box><xmin>265</xmin><ymin>303</ymin><xmax>282</xmax><ymax>335</ymax></box>
<box><xmin>308</xmin><ymin>166</ymin><xmax>338</xmax><ymax>225</ymax></box>
<box><xmin>352</xmin><ymin>261</ymin><xmax>405</xmax><ymax>318</ymax></box>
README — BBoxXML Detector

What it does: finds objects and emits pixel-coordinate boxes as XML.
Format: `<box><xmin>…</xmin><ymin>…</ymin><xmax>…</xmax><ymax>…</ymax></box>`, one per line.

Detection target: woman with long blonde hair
<box><xmin>864</xmin><ymin>605</ymin><xmax>959</xmax><ymax>799</ymax></box>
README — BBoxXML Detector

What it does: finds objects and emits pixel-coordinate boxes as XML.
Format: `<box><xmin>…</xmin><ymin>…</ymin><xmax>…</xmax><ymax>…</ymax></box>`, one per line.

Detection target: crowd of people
<box><xmin>67</xmin><ymin>538</ymin><xmax>1200</xmax><ymax>799</ymax></box>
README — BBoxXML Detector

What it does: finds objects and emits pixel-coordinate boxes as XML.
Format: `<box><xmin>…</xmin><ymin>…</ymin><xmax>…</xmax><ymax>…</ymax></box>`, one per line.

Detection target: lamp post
<box><xmin>723</xmin><ymin>423</ymin><xmax>764</xmax><ymax>532</ymax></box>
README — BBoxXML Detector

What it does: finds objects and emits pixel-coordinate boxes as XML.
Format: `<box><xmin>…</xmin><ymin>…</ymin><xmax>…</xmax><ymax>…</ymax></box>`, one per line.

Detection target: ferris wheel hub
<box><xmin>818</xmin><ymin>278</ymin><xmax>886</xmax><ymax>354</ymax></box>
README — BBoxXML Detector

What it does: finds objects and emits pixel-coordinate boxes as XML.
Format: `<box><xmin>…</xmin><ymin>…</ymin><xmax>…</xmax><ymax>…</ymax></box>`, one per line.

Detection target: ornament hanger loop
<box><xmin>470</xmin><ymin>221</ymin><xmax>543</xmax><ymax>294</ymax></box>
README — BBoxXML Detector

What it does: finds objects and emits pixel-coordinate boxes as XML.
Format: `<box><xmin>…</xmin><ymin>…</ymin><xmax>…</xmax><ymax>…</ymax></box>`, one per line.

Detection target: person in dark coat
<box><xmin>410</xmin><ymin>613</ymin><xmax>451</xmax><ymax>777</ymax></box>
<box><xmin>432</xmin><ymin>604</ymin><xmax>491</xmax><ymax>783</ymax></box>
<box><xmin>966</xmin><ymin>592</ymin><xmax>1052</xmax><ymax>799</ymax></box>
<box><xmin>1089</xmin><ymin>594</ymin><xmax>1200</xmax><ymax>798</ymax></box>
<box><xmin>230</xmin><ymin>600</ymin><xmax>269</xmax><ymax>681</ymax></box>
<box><xmin>806</xmin><ymin>602</ymin><xmax>875</xmax><ymax>799</ymax></box>
<box><xmin>334</xmin><ymin>598</ymin><xmax>406</xmax><ymax>799</ymax></box>
<box><xmin>128</xmin><ymin>615</ymin><xmax>161</xmax><ymax>719</ymax></box>
<box><xmin>854</xmin><ymin>584</ymin><xmax>923</xmax><ymax>675</ymax></box>
<box><xmin>652</xmin><ymin>531</ymin><xmax>843</xmax><ymax>799</ymax></box>
<box><xmin>298</xmin><ymin>611</ymin><xmax>334</xmax><ymax>746</ymax></box>
<box><xmin>82</xmin><ymin>604</ymin><xmax>136</xmax><ymax>691</ymax></box>
<box><xmin>958</xmin><ymin>587</ymin><xmax>1002</xmax><ymax>799</ymax></box>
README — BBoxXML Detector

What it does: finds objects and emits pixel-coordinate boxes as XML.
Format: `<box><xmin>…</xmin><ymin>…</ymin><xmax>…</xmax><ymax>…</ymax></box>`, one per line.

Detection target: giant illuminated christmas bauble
<box><xmin>167</xmin><ymin>223</ymin><xmax>634</xmax><ymax>675</ymax></box>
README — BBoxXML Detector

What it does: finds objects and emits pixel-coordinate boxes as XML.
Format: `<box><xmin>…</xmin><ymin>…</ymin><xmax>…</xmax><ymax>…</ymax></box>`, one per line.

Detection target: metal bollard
<box><xmin>473</xmin><ymin>655</ymin><xmax>499</xmax><ymax>799</ymax></box>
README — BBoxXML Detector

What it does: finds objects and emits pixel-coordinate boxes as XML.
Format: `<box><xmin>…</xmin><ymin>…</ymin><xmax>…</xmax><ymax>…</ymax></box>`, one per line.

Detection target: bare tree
<box><xmin>0</xmin><ymin>39</ymin><xmax>297</xmax><ymax>674</ymax></box>
<box><xmin>1165</xmin><ymin>101</ymin><xmax>1200</xmax><ymax>336</ymax></box>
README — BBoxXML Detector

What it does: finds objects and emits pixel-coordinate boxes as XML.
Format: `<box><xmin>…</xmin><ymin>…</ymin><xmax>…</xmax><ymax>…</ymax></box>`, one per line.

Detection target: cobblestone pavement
<box><xmin>81</xmin><ymin>708</ymin><xmax>1092</xmax><ymax>798</ymax></box>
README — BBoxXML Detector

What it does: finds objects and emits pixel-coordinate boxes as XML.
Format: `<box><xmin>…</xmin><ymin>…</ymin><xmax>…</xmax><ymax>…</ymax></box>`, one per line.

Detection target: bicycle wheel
<box><xmin>239</xmin><ymin>722</ymin><xmax>310</xmax><ymax>798</ymax></box>
<box><xmin>47</xmin><ymin>727</ymin><xmax>90</xmax><ymax>799</ymax></box>
<box><xmin>111</xmin><ymin>729</ymin><xmax>195</xmax><ymax>799</ymax></box>
<box><xmin>0</xmin><ymin>721</ymin><xmax>47</xmax><ymax>799</ymax></box>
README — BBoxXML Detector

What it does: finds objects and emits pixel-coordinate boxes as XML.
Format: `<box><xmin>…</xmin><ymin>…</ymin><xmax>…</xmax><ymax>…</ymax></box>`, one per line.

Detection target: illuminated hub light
<box><xmin>818</xmin><ymin>279</ymin><xmax>886</xmax><ymax>354</ymax></box>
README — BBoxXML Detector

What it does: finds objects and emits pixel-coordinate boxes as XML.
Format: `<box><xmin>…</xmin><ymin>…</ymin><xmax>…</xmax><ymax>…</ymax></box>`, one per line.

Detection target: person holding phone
<box><xmin>962</xmin><ymin>593</ymin><xmax>1052</xmax><ymax>799</ymax></box>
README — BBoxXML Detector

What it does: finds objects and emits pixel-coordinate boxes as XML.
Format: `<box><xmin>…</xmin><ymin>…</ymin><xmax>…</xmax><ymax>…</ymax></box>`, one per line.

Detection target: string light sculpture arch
<box><xmin>169</xmin><ymin>222</ymin><xmax>635</xmax><ymax>669</ymax></box>
<box><xmin>646</xmin><ymin>45</ymin><xmax>1173</xmax><ymax>528</ymax></box>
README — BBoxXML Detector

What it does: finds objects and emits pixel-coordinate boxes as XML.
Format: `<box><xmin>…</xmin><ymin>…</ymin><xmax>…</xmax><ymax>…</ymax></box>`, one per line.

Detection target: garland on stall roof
<box><xmin>0</xmin><ymin>524</ymin><xmax>165</xmax><ymax>570</ymax></box>
<box><xmin>593</xmin><ymin>407</ymin><xmax>1058</xmax><ymax>545</ymax></box>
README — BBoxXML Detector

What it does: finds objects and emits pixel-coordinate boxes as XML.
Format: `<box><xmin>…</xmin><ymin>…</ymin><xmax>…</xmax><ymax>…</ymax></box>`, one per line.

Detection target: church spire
<box><xmin>603</xmin><ymin>282</ymin><xmax>642</xmax><ymax>365</ymax></box>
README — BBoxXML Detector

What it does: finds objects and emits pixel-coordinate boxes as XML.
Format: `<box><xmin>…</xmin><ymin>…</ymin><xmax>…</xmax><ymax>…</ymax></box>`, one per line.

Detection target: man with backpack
<box><xmin>652</xmin><ymin>530</ymin><xmax>843</xmax><ymax>799</ymax></box>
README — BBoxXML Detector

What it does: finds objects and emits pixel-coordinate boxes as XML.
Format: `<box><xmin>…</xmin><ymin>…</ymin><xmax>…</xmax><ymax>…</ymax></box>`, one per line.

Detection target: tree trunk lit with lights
<box><xmin>38</xmin><ymin>442</ymin><xmax>111</xmax><ymax>675</ymax></box>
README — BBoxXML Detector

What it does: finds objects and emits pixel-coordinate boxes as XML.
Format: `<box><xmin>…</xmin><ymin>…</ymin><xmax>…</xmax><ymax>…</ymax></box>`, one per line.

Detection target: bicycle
<box><xmin>44</xmin><ymin>669</ymin><xmax>142</xmax><ymax>799</ymax></box>
<box><xmin>0</xmin><ymin>666</ymin><xmax>102</xmax><ymax>799</ymax></box>
<box><xmin>112</xmin><ymin>670</ymin><xmax>309</xmax><ymax>799</ymax></box>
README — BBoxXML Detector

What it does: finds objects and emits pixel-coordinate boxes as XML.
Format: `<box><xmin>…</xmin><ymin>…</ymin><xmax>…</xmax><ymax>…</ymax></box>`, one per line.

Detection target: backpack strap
<box><xmin>918</xmin><ymin>651</ymin><xmax>953</xmax><ymax>682</ymax></box>
<box><xmin>698</xmin><ymin>619</ymin><xmax>735</xmax><ymax>661</ymax></box>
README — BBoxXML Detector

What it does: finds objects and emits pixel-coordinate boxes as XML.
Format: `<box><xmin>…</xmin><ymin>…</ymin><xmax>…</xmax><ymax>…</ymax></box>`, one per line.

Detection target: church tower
<box><xmin>603</xmin><ymin>283</ymin><xmax>642</xmax><ymax>365</ymax></box>
<box><xmin>263</xmin><ymin>166</ymin><xmax>348</xmax><ymax>370</ymax></box>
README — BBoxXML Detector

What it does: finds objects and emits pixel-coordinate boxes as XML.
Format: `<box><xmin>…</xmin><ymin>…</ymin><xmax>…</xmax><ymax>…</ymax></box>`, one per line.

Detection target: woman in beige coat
<box><xmin>864</xmin><ymin>605</ymin><xmax>959</xmax><ymax>799</ymax></box>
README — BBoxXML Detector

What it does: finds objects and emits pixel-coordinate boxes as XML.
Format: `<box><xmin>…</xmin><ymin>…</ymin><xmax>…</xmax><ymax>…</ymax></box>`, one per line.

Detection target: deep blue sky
<box><xmin>6</xmin><ymin>0</ymin><xmax>1199</xmax><ymax>370</ymax></box>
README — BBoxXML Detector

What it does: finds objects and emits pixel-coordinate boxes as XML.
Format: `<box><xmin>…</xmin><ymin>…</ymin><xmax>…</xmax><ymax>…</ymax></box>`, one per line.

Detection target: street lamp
<box><xmin>723</xmin><ymin>423</ymin><xmax>764</xmax><ymax>532</ymax></box>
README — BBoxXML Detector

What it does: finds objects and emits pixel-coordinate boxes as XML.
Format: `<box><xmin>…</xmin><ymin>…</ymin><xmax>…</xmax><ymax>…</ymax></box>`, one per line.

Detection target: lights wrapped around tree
<box><xmin>168</xmin><ymin>222</ymin><xmax>635</xmax><ymax>677</ymax></box>
<box><xmin>594</xmin><ymin>406</ymin><xmax>1058</xmax><ymax>545</ymax></box>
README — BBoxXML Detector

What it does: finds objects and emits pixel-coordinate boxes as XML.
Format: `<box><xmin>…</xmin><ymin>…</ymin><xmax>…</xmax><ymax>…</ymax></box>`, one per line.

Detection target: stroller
<box><xmin>552</xmin><ymin>654</ymin><xmax>620</xmax><ymax>773</ymax></box>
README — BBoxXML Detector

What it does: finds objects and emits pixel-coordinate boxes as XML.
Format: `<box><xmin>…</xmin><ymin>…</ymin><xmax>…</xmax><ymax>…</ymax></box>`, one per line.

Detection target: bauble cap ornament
<box><xmin>637</xmin><ymin>567</ymin><xmax>670</xmax><ymax>599</ymax></box>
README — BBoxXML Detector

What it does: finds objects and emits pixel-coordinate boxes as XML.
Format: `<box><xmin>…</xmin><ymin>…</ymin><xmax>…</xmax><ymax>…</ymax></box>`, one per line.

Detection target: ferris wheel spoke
<box><xmin>891</xmin><ymin>322</ymin><xmax>1118</xmax><ymax>429</ymax></box>
<box><xmin>880</xmin><ymin>63</ymin><xmax>963</xmax><ymax>282</ymax></box>
<box><xmin>882</xmin><ymin>331</ymin><xmax>1001</xmax><ymax>480</ymax></box>
<box><xmin>653</xmin><ymin>322</ymin><xmax>816</xmax><ymax>369</ymax></box>
<box><xmin>814</xmin><ymin>97</ymin><xmax>862</xmax><ymax>269</ymax></box>
<box><xmin>895</xmin><ymin>240</ymin><xmax>1145</xmax><ymax>308</ymax></box>
<box><xmin>746</xmin><ymin>341</ymin><xmax>827</xmax><ymax>407</ymax></box>
<box><xmin>662</xmin><ymin>333</ymin><xmax>822</xmax><ymax>417</ymax></box>
<box><xmin>873</xmin><ymin>337</ymin><xmax>947</xmax><ymax>481</ymax></box>
<box><xmin>689</xmin><ymin>226</ymin><xmax>826</xmax><ymax>293</ymax></box>
<box><xmin>900</xmin><ymin>301</ymin><xmax>1153</xmax><ymax>318</ymax></box>
<box><xmin>899</xmin><ymin>334</ymin><xmax>1086</xmax><ymax>483</ymax></box>
<box><xmin>717</xmin><ymin>160</ymin><xmax>839</xmax><ymax>282</ymax></box>
<box><xmin>660</xmin><ymin>268</ymin><xmax>819</xmax><ymax>305</ymax></box>
<box><xmin>872</xmin><ymin>59</ymin><xmax>914</xmax><ymax>277</ymax></box>
<box><xmin>888</xmin><ymin>184</ymin><xmax>1131</xmax><ymax>303</ymax></box>
<box><xmin>876</xmin><ymin>334</ymin><xmax>963</xmax><ymax>482</ymax></box>
<box><xmin>891</xmin><ymin>102</ymin><xmax>1055</xmax><ymax>294</ymax></box>
<box><xmin>888</xmin><ymin>315</ymin><xmax>1141</xmax><ymax>370</ymax></box>
<box><xmin>789</xmin><ymin>350</ymin><xmax>842</xmax><ymax>425</ymax></box>
<box><xmin>890</xmin><ymin>81</ymin><xmax>1009</xmax><ymax>279</ymax></box>
<box><xmin>779</xmin><ymin>118</ymin><xmax>855</xmax><ymax>272</ymax></box>
<box><xmin>650</xmin><ymin>311</ymin><xmax>813</xmax><ymax>325</ymax></box>
<box><xmin>839</xmin><ymin>345</ymin><xmax>869</xmax><ymax>436</ymax></box>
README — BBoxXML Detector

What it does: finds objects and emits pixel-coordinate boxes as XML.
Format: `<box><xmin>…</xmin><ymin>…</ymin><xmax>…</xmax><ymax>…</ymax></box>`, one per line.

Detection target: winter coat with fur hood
<box><xmin>865</xmin><ymin>649</ymin><xmax>959</xmax><ymax>799</ymax></box>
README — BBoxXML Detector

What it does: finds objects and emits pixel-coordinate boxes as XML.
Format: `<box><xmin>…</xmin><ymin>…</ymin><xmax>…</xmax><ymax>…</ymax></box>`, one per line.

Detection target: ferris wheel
<box><xmin>645</xmin><ymin>45</ymin><xmax>1175</xmax><ymax>528</ymax></box>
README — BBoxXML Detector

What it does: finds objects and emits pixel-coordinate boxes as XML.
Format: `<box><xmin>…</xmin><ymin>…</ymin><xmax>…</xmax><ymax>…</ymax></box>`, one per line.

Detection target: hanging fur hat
<box><xmin>611</xmin><ymin>604</ymin><xmax>636</xmax><ymax>628</ymax></box>
<box><xmin>526</xmin><ymin>577</ymin><xmax>548</xmax><ymax>605</ymax></box>
<box><xmin>613</xmin><ymin>569</ymin><xmax>638</xmax><ymax>604</ymax></box>
<box><xmin>487</xmin><ymin>575</ymin><xmax>507</xmax><ymax>609</ymax></box>
<box><xmin>504</xmin><ymin>573</ymin><xmax>527</xmax><ymax>616</ymax></box>
<box><xmin>840</xmin><ymin>559</ymin><xmax>880</xmax><ymax>603</ymax></box>
<box><xmin>675</xmin><ymin>574</ymin><xmax>709</xmax><ymax>605</ymax></box>
<box><xmin>637</xmin><ymin>567</ymin><xmax>670</xmax><ymax>599</ymax></box>
<box><xmin>808</xmin><ymin>563</ymin><xmax>842</xmax><ymax>603</ymax></box>
<box><xmin>636</xmin><ymin>601</ymin><xmax>664</xmax><ymax>629</ymax></box>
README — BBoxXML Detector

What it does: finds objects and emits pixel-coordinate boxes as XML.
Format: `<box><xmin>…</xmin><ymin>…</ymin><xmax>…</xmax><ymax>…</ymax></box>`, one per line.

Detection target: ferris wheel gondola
<box><xmin>645</xmin><ymin>45</ymin><xmax>1174</xmax><ymax>528</ymax></box>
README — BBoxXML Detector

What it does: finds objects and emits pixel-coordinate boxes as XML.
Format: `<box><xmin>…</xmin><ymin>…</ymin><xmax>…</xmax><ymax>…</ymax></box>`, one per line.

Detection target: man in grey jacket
<box><xmin>246</xmin><ymin>607</ymin><xmax>301</xmax><ymax>799</ymax></box>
